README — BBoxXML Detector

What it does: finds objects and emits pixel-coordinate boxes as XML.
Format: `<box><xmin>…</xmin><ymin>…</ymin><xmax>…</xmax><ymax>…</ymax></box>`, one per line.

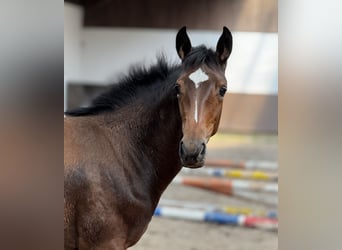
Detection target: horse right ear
<box><xmin>176</xmin><ymin>26</ymin><xmax>192</xmax><ymax>61</ymax></box>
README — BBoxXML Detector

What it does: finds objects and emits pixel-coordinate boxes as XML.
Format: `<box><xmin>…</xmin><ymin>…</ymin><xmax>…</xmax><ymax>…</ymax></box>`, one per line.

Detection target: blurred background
<box><xmin>64</xmin><ymin>0</ymin><xmax>278</xmax><ymax>249</ymax></box>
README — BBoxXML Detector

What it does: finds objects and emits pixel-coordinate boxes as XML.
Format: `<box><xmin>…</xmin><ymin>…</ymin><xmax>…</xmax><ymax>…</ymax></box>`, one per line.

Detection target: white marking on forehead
<box><xmin>194</xmin><ymin>98</ymin><xmax>198</xmax><ymax>123</ymax></box>
<box><xmin>189</xmin><ymin>68</ymin><xmax>208</xmax><ymax>88</ymax></box>
<box><xmin>189</xmin><ymin>68</ymin><xmax>207</xmax><ymax>123</ymax></box>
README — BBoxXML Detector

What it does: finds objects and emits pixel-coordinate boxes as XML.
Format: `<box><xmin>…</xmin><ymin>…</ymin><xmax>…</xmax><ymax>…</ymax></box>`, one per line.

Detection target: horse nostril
<box><xmin>179</xmin><ymin>141</ymin><xmax>185</xmax><ymax>157</ymax></box>
<box><xmin>200</xmin><ymin>143</ymin><xmax>206</xmax><ymax>155</ymax></box>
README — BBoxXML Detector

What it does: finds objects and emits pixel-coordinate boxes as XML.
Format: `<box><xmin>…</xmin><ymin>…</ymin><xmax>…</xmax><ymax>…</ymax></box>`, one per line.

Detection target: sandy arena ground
<box><xmin>131</xmin><ymin>133</ymin><xmax>278</xmax><ymax>250</ymax></box>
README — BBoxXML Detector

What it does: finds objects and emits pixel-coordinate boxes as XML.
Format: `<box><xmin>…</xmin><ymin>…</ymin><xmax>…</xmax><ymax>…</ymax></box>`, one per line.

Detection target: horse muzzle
<box><xmin>179</xmin><ymin>139</ymin><xmax>206</xmax><ymax>168</ymax></box>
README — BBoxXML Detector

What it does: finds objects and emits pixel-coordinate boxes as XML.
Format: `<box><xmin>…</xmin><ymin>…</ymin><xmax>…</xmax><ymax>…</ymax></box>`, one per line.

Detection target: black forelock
<box><xmin>181</xmin><ymin>45</ymin><xmax>221</xmax><ymax>72</ymax></box>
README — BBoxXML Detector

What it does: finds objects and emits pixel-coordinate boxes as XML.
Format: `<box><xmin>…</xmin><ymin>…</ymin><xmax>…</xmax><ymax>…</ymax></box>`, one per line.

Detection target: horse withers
<box><xmin>64</xmin><ymin>26</ymin><xmax>233</xmax><ymax>249</ymax></box>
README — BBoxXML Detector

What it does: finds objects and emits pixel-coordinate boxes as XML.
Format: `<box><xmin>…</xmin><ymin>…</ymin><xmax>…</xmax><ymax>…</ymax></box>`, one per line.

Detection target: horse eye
<box><xmin>175</xmin><ymin>84</ymin><xmax>181</xmax><ymax>95</ymax></box>
<box><xmin>219</xmin><ymin>86</ymin><xmax>227</xmax><ymax>97</ymax></box>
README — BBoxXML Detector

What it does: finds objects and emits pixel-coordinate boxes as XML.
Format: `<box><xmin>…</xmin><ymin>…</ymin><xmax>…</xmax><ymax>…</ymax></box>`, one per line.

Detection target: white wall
<box><xmin>64</xmin><ymin>3</ymin><xmax>278</xmax><ymax>95</ymax></box>
<box><xmin>64</xmin><ymin>3</ymin><xmax>83</xmax><ymax>80</ymax></box>
<box><xmin>80</xmin><ymin>28</ymin><xmax>177</xmax><ymax>84</ymax></box>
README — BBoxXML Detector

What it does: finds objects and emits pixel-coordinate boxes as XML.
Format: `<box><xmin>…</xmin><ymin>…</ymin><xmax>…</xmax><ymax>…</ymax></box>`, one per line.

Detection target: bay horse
<box><xmin>64</xmin><ymin>26</ymin><xmax>233</xmax><ymax>249</ymax></box>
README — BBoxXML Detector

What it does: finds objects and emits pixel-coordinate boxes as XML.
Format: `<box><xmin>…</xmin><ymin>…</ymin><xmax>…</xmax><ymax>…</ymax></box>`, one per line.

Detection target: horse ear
<box><xmin>216</xmin><ymin>26</ymin><xmax>233</xmax><ymax>68</ymax></box>
<box><xmin>176</xmin><ymin>26</ymin><xmax>192</xmax><ymax>61</ymax></box>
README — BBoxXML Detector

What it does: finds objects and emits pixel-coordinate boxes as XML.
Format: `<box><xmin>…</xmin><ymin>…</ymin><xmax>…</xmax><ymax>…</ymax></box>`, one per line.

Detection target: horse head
<box><xmin>175</xmin><ymin>26</ymin><xmax>233</xmax><ymax>168</ymax></box>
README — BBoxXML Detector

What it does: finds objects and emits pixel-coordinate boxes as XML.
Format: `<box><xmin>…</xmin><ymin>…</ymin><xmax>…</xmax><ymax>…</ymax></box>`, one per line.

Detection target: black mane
<box><xmin>65</xmin><ymin>46</ymin><xmax>220</xmax><ymax>117</ymax></box>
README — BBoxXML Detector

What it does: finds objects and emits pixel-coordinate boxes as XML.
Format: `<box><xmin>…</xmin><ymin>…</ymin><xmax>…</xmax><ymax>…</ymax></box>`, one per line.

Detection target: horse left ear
<box><xmin>216</xmin><ymin>27</ymin><xmax>233</xmax><ymax>68</ymax></box>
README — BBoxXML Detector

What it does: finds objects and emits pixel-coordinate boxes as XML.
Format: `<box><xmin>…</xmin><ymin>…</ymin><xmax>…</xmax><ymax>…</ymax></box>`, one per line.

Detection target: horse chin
<box><xmin>182</xmin><ymin>161</ymin><xmax>205</xmax><ymax>169</ymax></box>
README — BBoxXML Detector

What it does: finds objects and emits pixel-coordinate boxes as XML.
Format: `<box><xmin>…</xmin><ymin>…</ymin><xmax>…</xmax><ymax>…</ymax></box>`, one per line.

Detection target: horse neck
<box><xmin>138</xmin><ymin>87</ymin><xmax>183</xmax><ymax>195</ymax></box>
<box><xmin>144</xmin><ymin>95</ymin><xmax>183</xmax><ymax>187</ymax></box>
<box><xmin>104</xmin><ymin>75</ymin><xmax>183</xmax><ymax>204</ymax></box>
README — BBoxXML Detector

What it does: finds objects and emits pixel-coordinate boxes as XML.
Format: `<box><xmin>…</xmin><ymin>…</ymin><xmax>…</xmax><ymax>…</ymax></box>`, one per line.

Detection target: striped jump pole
<box><xmin>172</xmin><ymin>176</ymin><xmax>278</xmax><ymax>195</ymax></box>
<box><xmin>181</xmin><ymin>167</ymin><xmax>278</xmax><ymax>181</ymax></box>
<box><xmin>159</xmin><ymin>199</ymin><xmax>278</xmax><ymax>218</ymax></box>
<box><xmin>231</xmin><ymin>190</ymin><xmax>278</xmax><ymax>207</ymax></box>
<box><xmin>154</xmin><ymin>206</ymin><xmax>278</xmax><ymax>231</ymax></box>
<box><xmin>205</xmin><ymin>159</ymin><xmax>278</xmax><ymax>171</ymax></box>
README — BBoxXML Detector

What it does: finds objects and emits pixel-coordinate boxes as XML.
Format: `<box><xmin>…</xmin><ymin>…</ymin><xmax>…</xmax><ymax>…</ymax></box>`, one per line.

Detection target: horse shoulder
<box><xmin>64</xmin><ymin>117</ymin><xmax>114</xmax><ymax>169</ymax></box>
